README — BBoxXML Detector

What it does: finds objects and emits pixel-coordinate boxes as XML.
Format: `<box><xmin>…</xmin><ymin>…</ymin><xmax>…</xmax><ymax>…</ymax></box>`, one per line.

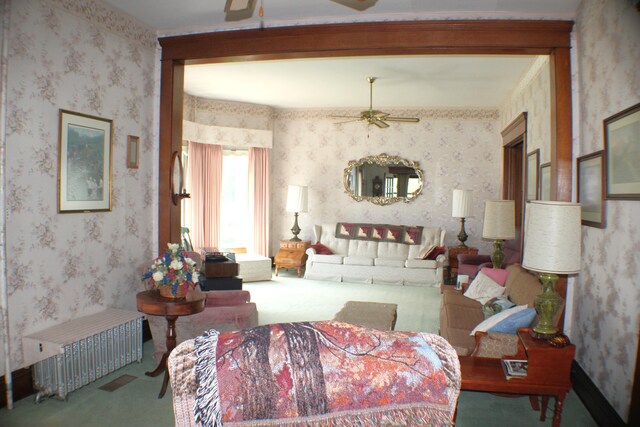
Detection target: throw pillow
<box><xmin>425</xmin><ymin>246</ymin><xmax>446</xmax><ymax>260</ymax></box>
<box><xmin>310</xmin><ymin>242</ymin><xmax>333</xmax><ymax>255</ymax></box>
<box><xmin>470</xmin><ymin>305</ymin><xmax>528</xmax><ymax>336</ymax></box>
<box><xmin>463</xmin><ymin>272</ymin><xmax>506</xmax><ymax>305</ymax></box>
<box><xmin>488</xmin><ymin>307</ymin><xmax>537</xmax><ymax>334</ymax></box>
<box><xmin>416</xmin><ymin>244</ymin><xmax>436</xmax><ymax>260</ymax></box>
<box><xmin>480</xmin><ymin>267</ymin><xmax>510</xmax><ymax>286</ymax></box>
<box><xmin>481</xmin><ymin>295</ymin><xmax>516</xmax><ymax>318</ymax></box>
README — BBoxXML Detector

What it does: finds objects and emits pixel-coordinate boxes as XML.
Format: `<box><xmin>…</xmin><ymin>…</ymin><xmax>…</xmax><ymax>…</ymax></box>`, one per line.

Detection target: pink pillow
<box><xmin>310</xmin><ymin>242</ymin><xmax>333</xmax><ymax>255</ymax></box>
<box><xmin>480</xmin><ymin>267</ymin><xmax>509</xmax><ymax>286</ymax></box>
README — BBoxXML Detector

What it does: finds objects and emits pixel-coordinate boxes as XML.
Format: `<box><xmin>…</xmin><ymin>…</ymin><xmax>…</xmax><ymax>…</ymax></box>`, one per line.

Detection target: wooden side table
<box><xmin>460</xmin><ymin>328</ymin><xmax>575</xmax><ymax>427</ymax></box>
<box><xmin>274</xmin><ymin>240</ymin><xmax>310</xmax><ymax>277</ymax></box>
<box><xmin>448</xmin><ymin>245</ymin><xmax>478</xmax><ymax>284</ymax></box>
<box><xmin>136</xmin><ymin>290</ymin><xmax>206</xmax><ymax>398</ymax></box>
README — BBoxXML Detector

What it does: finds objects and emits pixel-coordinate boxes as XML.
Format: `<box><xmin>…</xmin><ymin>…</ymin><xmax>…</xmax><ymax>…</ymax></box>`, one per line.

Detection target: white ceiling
<box><xmin>101</xmin><ymin>0</ymin><xmax>579</xmax><ymax>109</ymax></box>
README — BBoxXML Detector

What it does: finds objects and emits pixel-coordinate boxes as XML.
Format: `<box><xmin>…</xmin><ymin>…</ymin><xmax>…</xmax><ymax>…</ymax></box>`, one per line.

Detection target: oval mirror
<box><xmin>343</xmin><ymin>153</ymin><xmax>424</xmax><ymax>205</ymax></box>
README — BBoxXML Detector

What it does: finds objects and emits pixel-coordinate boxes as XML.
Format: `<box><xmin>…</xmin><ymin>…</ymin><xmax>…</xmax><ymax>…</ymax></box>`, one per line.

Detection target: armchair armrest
<box><xmin>470</xmin><ymin>331</ymin><xmax>521</xmax><ymax>358</ymax></box>
<box><xmin>457</xmin><ymin>254</ymin><xmax>491</xmax><ymax>265</ymax></box>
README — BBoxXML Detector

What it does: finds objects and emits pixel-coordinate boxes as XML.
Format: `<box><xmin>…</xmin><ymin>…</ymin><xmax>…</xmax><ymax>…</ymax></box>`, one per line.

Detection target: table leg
<box><xmin>540</xmin><ymin>396</ymin><xmax>549</xmax><ymax>421</ymax></box>
<box><xmin>145</xmin><ymin>315</ymin><xmax>178</xmax><ymax>398</ymax></box>
<box><xmin>552</xmin><ymin>393</ymin><xmax>566</xmax><ymax>427</ymax></box>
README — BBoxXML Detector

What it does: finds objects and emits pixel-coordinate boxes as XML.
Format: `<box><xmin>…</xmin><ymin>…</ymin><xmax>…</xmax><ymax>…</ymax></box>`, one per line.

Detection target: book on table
<box><xmin>502</xmin><ymin>359</ymin><xmax>528</xmax><ymax>380</ymax></box>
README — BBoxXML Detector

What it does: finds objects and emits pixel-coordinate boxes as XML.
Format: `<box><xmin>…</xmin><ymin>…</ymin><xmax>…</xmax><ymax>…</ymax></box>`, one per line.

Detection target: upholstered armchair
<box><xmin>457</xmin><ymin>228</ymin><xmax>522</xmax><ymax>281</ymax></box>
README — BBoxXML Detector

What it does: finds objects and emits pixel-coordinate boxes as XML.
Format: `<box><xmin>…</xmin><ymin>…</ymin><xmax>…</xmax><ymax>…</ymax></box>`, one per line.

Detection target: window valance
<box><xmin>183</xmin><ymin>120</ymin><xmax>273</xmax><ymax>149</ymax></box>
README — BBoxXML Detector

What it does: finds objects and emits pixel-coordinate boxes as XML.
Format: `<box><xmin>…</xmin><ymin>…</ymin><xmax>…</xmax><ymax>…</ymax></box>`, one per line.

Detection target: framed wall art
<box><xmin>127</xmin><ymin>135</ymin><xmax>140</xmax><ymax>169</ymax></box>
<box><xmin>577</xmin><ymin>151</ymin><xmax>606</xmax><ymax>228</ymax></box>
<box><xmin>526</xmin><ymin>149</ymin><xmax>540</xmax><ymax>201</ymax></box>
<box><xmin>539</xmin><ymin>162</ymin><xmax>551</xmax><ymax>201</ymax></box>
<box><xmin>604</xmin><ymin>102</ymin><xmax>640</xmax><ymax>200</ymax></box>
<box><xmin>58</xmin><ymin>110</ymin><xmax>113</xmax><ymax>213</ymax></box>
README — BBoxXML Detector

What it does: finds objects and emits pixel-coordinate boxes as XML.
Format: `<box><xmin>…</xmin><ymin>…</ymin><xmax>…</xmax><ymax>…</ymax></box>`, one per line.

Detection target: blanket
<box><xmin>193</xmin><ymin>321</ymin><xmax>460</xmax><ymax>426</ymax></box>
<box><xmin>335</xmin><ymin>223</ymin><xmax>424</xmax><ymax>245</ymax></box>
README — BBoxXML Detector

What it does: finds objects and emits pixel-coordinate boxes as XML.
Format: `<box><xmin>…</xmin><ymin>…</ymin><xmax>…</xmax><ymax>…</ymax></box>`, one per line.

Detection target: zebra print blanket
<box><xmin>193</xmin><ymin>321</ymin><xmax>460</xmax><ymax>427</ymax></box>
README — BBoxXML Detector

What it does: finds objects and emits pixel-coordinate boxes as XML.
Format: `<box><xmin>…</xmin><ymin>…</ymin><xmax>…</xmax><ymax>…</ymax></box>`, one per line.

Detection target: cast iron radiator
<box><xmin>22</xmin><ymin>308</ymin><xmax>144</xmax><ymax>402</ymax></box>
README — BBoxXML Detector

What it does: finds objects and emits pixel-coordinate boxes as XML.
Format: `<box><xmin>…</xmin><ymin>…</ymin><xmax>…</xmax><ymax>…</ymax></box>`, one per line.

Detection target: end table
<box><xmin>136</xmin><ymin>290</ymin><xmax>205</xmax><ymax>398</ymax></box>
<box><xmin>448</xmin><ymin>245</ymin><xmax>478</xmax><ymax>285</ymax></box>
<box><xmin>274</xmin><ymin>240</ymin><xmax>310</xmax><ymax>277</ymax></box>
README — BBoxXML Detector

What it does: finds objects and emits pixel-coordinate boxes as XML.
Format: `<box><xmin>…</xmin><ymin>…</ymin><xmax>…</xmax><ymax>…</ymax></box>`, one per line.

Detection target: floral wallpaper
<box><xmin>1</xmin><ymin>0</ymin><xmax>158</xmax><ymax>374</ymax></box>
<box><xmin>572</xmin><ymin>0</ymin><xmax>640</xmax><ymax>421</ymax></box>
<box><xmin>268</xmin><ymin>108</ymin><xmax>503</xmax><ymax>257</ymax></box>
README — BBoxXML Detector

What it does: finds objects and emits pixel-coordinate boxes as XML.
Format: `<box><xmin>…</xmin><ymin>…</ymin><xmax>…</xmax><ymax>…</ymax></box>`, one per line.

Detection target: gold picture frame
<box><xmin>604</xmin><ymin>102</ymin><xmax>640</xmax><ymax>200</ymax></box>
<box><xmin>58</xmin><ymin>110</ymin><xmax>113</xmax><ymax>213</ymax></box>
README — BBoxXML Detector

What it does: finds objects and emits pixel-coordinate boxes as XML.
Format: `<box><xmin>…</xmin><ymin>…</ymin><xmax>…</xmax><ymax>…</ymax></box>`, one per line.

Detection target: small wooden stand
<box><xmin>274</xmin><ymin>240</ymin><xmax>310</xmax><ymax>277</ymax></box>
<box><xmin>459</xmin><ymin>328</ymin><xmax>575</xmax><ymax>427</ymax></box>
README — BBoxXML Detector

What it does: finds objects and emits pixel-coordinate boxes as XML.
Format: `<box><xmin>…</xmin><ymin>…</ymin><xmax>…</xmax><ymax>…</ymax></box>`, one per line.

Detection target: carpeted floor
<box><xmin>0</xmin><ymin>273</ymin><xmax>598</xmax><ymax>426</ymax></box>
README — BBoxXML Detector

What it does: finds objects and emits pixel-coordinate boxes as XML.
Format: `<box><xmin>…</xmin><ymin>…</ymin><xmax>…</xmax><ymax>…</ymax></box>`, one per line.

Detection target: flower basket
<box><xmin>142</xmin><ymin>243</ymin><xmax>200</xmax><ymax>298</ymax></box>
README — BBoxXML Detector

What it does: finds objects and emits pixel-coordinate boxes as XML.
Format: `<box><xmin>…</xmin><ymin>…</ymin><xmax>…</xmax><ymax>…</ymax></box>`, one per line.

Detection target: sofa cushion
<box><xmin>374</xmin><ymin>258</ymin><xmax>406</xmax><ymax>267</ymax></box>
<box><xmin>442</xmin><ymin>302</ymin><xmax>485</xmax><ymax>331</ymax></box>
<box><xmin>312</xmin><ymin>254</ymin><xmax>344</xmax><ymax>265</ymax></box>
<box><xmin>488</xmin><ymin>307</ymin><xmax>536</xmax><ymax>334</ymax></box>
<box><xmin>318</xmin><ymin>224</ymin><xmax>349</xmax><ymax>255</ymax></box>
<box><xmin>407</xmin><ymin>227</ymin><xmax>441</xmax><ymax>258</ymax></box>
<box><xmin>377</xmin><ymin>242</ymin><xmax>410</xmax><ymax>260</ymax></box>
<box><xmin>504</xmin><ymin>265</ymin><xmax>542</xmax><ymax>307</ymax></box>
<box><xmin>405</xmin><ymin>259</ymin><xmax>438</xmax><ymax>269</ymax></box>
<box><xmin>343</xmin><ymin>256</ymin><xmax>374</xmax><ymax>266</ymax></box>
<box><xmin>441</xmin><ymin>291</ymin><xmax>483</xmax><ymax>309</ymax></box>
<box><xmin>348</xmin><ymin>240</ymin><xmax>378</xmax><ymax>258</ymax></box>
<box><xmin>463</xmin><ymin>272</ymin><xmax>506</xmax><ymax>305</ymax></box>
<box><xmin>470</xmin><ymin>305</ymin><xmax>528</xmax><ymax>335</ymax></box>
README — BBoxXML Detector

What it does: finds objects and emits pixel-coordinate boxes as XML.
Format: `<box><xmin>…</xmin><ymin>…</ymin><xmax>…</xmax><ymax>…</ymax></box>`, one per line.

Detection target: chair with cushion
<box><xmin>457</xmin><ymin>227</ymin><xmax>522</xmax><ymax>281</ymax></box>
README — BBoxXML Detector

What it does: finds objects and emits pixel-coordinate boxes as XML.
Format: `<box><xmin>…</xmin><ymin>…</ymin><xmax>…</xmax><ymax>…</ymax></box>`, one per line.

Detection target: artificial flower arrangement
<box><xmin>142</xmin><ymin>243</ymin><xmax>201</xmax><ymax>296</ymax></box>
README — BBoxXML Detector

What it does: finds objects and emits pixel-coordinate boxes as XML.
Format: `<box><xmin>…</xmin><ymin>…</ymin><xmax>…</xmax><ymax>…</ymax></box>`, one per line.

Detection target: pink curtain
<box><xmin>187</xmin><ymin>141</ymin><xmax>222</xmax><ymax>249</ymax></box>
<box><xmin>248</xmin><ymin>147</ymin><xmax>269</xmax><ymax>256</ymax></box>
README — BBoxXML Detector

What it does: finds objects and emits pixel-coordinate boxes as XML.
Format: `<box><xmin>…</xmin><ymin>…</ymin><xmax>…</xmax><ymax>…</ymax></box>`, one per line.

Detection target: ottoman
<box><xmin>235</xmin><ymin>253</ymin><xmax>272</xmax><ymax>282</ymax></box>
<box><xmin>334</xmin><ymin>300</ymin><xmax>398</xmax><ymax>330</ymax></box>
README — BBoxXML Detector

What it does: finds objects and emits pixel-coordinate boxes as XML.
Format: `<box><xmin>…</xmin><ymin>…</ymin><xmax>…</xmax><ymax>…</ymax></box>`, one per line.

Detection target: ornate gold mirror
<box><xmin>344</xmin><ymin>153</ymin><xmax>424</xmax><ymax>205</ymax></box>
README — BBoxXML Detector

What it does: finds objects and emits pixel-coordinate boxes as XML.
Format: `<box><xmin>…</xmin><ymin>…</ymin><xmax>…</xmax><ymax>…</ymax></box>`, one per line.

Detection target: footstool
<box><xmin>333</xmin><ymin>300</ymin><xmax>398</xmax><ymax>330</ymax></box>
<box><xmin>235</xmin><ymin>253</ymin><xmax>272</xmax><ymax>282</ymax></box>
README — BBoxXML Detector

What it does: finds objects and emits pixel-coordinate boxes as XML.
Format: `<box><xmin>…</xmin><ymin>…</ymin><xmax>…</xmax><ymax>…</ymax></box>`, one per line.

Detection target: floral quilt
<box><xmin>193</xmin><ymin>321</ymin><xmax>460</xmax><ymax>426</ymax></box>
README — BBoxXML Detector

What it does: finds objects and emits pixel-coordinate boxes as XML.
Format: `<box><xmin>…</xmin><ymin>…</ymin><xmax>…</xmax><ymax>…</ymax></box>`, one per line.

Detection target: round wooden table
<box><xmin>136</xmin><ymin>289</ymin><xmax>206</xmax><ymax>398</ymax></box>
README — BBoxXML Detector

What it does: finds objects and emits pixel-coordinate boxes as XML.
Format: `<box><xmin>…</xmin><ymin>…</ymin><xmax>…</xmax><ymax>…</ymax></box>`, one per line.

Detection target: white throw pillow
<box><xmin>463</xmin><ymin>271</ymin><xmax>506</xmax><ymax>305</ymax></box>
<box><xmin>470</xmin><ymin>305</ymin><xmax>528</xmax><ymax>336</ymax></box>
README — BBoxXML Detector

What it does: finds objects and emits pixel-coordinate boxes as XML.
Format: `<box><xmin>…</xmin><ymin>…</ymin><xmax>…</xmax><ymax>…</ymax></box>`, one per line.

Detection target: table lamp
<box><xmin>286</xmin><ymin>185</ymin><xmax>308</xmax><ymax>242</ymax></box>
<box><xmin>452</xmin><ymin>189</ymin><xmax>473</xmax><ymax>247</ymax></box>
<box><xmin>522</xmin><ymin>201</ymin><xmax>581</xmax><ymax>337</ymax></box>
<box><xmin>482</xmin><ymin>200</ymin><xmax>516</xmax><ymax>269</ymax></box>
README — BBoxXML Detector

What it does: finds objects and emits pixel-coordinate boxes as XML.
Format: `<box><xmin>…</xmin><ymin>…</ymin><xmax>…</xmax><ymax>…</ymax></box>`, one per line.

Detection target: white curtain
<box><xmin>248</xmin><ymin>147</ymin><xmax>269</xmax><ymax>256</ymax></box>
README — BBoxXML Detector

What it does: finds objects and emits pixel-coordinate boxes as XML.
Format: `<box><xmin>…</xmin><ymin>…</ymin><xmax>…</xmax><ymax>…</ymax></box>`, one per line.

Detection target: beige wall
<box><xmin>572</xmin><ymin>0</ymin><xmax>640</xmax><ymax>421</ymax></box>
<box><xmin>1</xmin><ymin>0</ymin><xmax>159</xmax><ymax>374</ymax></box>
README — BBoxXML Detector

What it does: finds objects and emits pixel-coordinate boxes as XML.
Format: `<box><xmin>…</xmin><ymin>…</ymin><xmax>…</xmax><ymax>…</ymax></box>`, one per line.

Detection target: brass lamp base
<box><xmin>456</xmin><ymin>217</ymin><xmax>468</xmax><ymax>247</ymax></box>
<box><xmin>289</xmin><ymin>212</ymin><xmax>301</xmax><ymax>242</ymax></box>
<box><xmin>532</xmin><ymin>272</ymin><xmax>564</xmax><ymax>337</ymax></box>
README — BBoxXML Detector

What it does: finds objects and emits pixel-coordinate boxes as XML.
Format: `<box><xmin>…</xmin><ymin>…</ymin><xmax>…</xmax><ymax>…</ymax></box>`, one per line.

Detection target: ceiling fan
<box><xmin>224</xmin><ymin>0</ymin><xmax>378</xmax><ymax>21</ymax></box>
<box><xmin>332</xmin><ymin>77</ymin><xmax>420</xmax><ymax>128</ymax></box>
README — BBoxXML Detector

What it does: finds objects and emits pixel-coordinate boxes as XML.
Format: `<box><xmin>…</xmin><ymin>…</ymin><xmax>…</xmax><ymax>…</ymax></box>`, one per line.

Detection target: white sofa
<box><xmin>304</xmin><ymin>223</ymin><xmax>446</xmax><ymax>287</ymax></box>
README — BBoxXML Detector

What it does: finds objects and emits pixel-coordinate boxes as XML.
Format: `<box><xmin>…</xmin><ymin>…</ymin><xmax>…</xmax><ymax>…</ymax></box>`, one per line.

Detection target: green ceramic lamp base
<box><xmin>532</xmin><ymin>272</ymin><xmax>564</xmax><ymax>337</ymax></box>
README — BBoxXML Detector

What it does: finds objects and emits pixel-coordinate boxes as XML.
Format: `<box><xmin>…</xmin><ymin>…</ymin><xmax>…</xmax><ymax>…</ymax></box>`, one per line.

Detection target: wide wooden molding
<box><xmin>158</xmin><ymin>19</ymin><xmax>574</xmax><ymax>249</ymax></box>
<box><xmin>159</xmin><ymin>20</ymin><xmax>573</xmax><ymax>63</ymax></box>
<box><xmin>501</xmin><ymin>112</ymin><xmax>528</xmax><ymax>146</ymax></box>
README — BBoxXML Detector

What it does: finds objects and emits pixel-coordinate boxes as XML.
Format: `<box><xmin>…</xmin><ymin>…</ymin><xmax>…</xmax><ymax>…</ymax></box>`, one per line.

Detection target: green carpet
<box><xmin>0</xmin><ymin>273</ymin><xmax>597</xmax><ymax>426</ymax></box>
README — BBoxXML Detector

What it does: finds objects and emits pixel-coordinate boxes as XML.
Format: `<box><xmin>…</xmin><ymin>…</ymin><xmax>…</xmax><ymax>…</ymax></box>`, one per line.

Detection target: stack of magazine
<box><xmin>502</xmin><ymin>359</ymin><xmax>528</xmax><ymax>380</ymax></box>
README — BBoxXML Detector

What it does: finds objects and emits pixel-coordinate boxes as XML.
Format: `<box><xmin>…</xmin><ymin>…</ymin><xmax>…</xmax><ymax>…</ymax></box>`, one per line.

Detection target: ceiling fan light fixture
<box><xmin>224</xmin><ymin>0</ymin><xmax>256</xmax><ymax>12</ymax></box>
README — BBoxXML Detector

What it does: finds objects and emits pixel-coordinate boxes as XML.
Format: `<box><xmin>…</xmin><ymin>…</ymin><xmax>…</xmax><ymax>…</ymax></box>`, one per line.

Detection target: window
<box><xmin>219</xmin><ymin>149</ymin><xmax>249</xmax><ymax>248</ymax></box>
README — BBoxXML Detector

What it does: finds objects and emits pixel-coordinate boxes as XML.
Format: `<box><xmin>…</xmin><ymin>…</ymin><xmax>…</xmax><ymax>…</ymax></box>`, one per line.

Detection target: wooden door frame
<box><xmin>157</xmin><ymin>20</ymin><xmax>574</xmax><ymax>250</ymax></box>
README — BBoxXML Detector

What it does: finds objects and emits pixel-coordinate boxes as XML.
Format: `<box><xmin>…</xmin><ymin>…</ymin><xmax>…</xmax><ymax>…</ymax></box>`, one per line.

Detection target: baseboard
<box><xmin>0</xmin><ymin>319</ymin><xmax>152</xmax><ymax>409</ymax></box>
<box><xmin>572</xmin><ymin>360</ymin><xmax>626</xmax><ymax>427</ymax></box>
<box><xmin>0</xmin><ymin>367</ymin><xmax>34</xmax><ymax>409</ymax></box>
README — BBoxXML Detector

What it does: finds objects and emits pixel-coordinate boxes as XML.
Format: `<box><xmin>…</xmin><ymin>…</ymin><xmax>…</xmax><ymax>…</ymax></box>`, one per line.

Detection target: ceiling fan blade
<box><xmin>371</xmin><ymin>119</ymin><xmax>390</xmax><ymax>128</ymax></box>
<box><xmin>334</xmin><ymin>118</ymin><xmax>363</xmax><ymax>124</ymax></box>
<box><xmin>330</xmin><ymin>0</ymin><xmax>378</xmax><ymax>11</ymax></box>
<box><xmin>384</xmin><ymin>117</ymin><xmax>420</xmax><ymax>123</ymax></box>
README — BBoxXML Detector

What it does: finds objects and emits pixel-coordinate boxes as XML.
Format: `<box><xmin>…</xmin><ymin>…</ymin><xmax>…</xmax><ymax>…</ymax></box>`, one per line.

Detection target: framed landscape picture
<box><xmin>58</xmin><ymin>110</ymin><xmax>113</xmax><ymax>213</ymax></box>
<box><xmin>577</xmin><ymin>151</ymin><xmax>605</xmax><ymax>228</ymax></box>
<box><xmin>539</xmin><ymin>162</ymin><xmax>551</xmax><ymax>201</ymax></box>
<box><xmin>526</xmin><ymin>149</ymin><xmax>539</xmax><ymax>201</ymax></box>
<box><xmin>604</xmin><ymin>102</ymin><xmax>640</xmax><ymax>200</ymax></box>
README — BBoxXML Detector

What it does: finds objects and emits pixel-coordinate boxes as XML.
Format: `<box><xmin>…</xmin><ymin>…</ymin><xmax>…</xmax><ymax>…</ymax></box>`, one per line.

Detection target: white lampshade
<box><xmin>452</xmin><ymin>189</ymin><xmax>473</xmax><ymax>218</ymax></box>
<box><xmin>522</xmin><ymin>201</ymin><xmax>581</xmax><ymax>274</ymax></box>
<box><xmin>482</xmin><ymin>200</ymin><xmax>516</xmax><ymax>240</ymax></box>
<box><xmin>286</xmin><ymin>185</ymin><xmax>308</xmax><ymax>213</ymax></box>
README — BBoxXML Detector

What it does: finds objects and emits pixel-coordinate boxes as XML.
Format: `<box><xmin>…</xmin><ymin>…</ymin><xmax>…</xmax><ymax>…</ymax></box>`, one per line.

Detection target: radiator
<box><xmin>22</xmin><ymin>308</ymin><xmax>144</xmax><ymax>402</ymax></box>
